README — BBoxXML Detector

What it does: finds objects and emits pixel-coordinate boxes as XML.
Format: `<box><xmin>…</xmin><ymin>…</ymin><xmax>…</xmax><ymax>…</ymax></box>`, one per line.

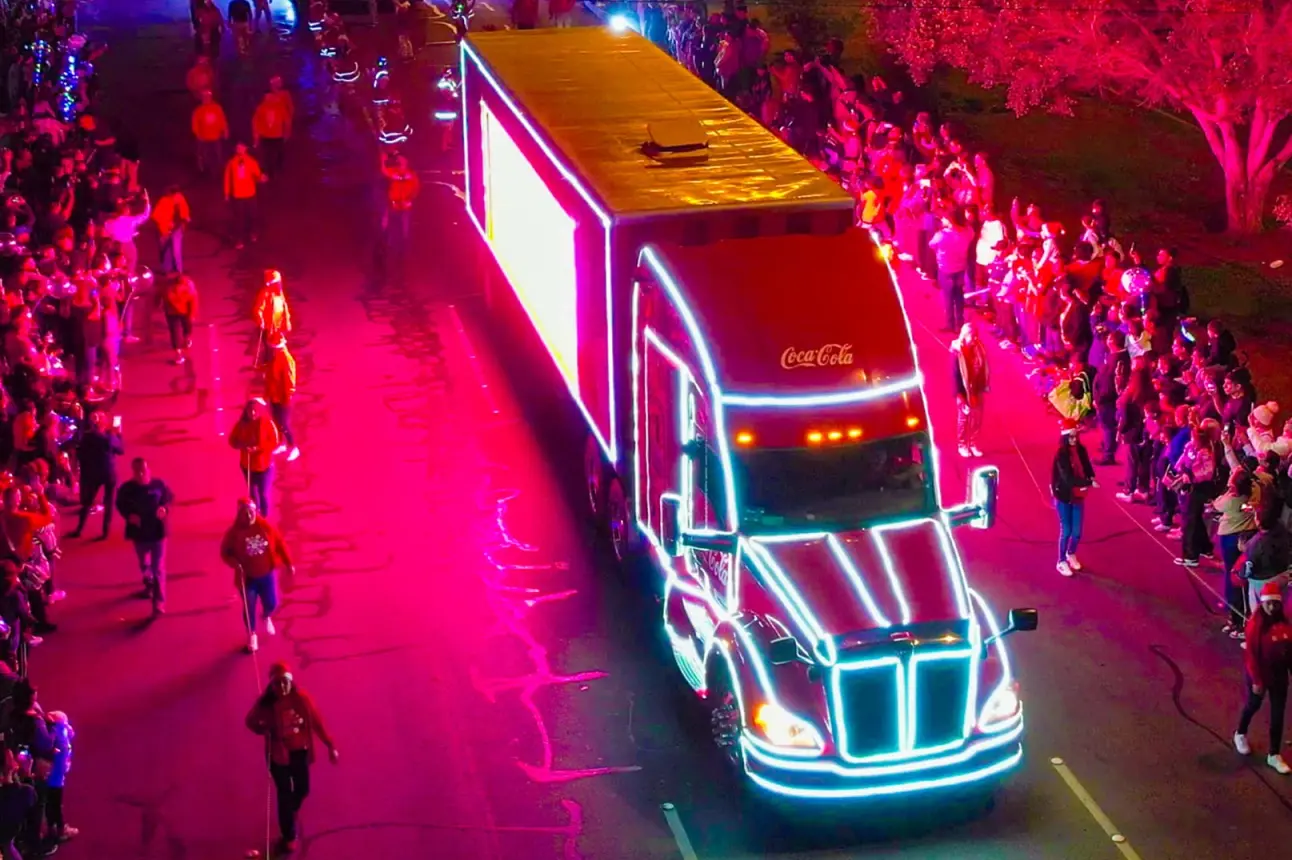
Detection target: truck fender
<box><xmin>704</xmin><ymin>615</ymin><xmax>778</xmax><ymax>725</ymax></box>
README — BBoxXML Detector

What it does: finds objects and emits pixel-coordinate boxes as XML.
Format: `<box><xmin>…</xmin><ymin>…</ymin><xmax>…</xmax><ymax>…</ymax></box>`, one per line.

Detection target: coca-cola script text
<box><xmin>781</xmin><ymin>343</ymin><xmax>855</xmax><ymax>369</ymax></box>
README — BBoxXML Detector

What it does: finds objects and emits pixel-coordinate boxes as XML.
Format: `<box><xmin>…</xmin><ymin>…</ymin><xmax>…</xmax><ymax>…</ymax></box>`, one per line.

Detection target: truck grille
<box><xmin>833</xmin><ymin>662</ymin><xmax>903</xmax><ymax>760</ymax></box>
<box><xmin>911</xmin><ymin>654</ymin><xmax>972</xmax><ymax>751</ymax></box>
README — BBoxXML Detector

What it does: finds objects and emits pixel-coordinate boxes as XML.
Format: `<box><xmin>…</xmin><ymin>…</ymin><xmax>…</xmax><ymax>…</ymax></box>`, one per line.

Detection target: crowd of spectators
<box><xmin>626</xmin><ymin>0</ymin><xmax>1292</xmax><ymax>635</ymax></box>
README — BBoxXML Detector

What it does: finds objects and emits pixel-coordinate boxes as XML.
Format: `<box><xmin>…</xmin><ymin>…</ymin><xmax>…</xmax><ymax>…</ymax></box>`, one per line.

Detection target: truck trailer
<box><xmin>460</xmin><ymin>26</ymin><xmax>1036</xmax><ymax>801</ymax></box>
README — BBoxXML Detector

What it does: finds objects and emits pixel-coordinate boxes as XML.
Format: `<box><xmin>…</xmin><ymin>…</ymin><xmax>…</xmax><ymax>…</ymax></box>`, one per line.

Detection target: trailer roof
<box><xmin>648</xmin><ymin>232</ymin><xmax>919</xmax><ymax>395</ymax></box>
<box><xmin>464</xmin><ymin>28</ymin><xmax>852</xmax><ymax>218</ymax></box>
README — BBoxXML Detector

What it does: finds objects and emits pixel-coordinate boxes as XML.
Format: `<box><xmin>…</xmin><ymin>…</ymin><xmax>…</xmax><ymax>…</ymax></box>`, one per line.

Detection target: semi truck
<box><xmin>460</xmin><ymin>26</ymin><xmax>1036</xmax><ymax>801</ymax></box>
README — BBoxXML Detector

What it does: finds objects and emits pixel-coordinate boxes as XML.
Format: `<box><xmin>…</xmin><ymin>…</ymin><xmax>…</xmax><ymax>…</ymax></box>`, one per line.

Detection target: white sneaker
<box><xmin>1154</xmin><ymin>523</ymin><xmax>1171</xmax><ymax>532</ymax></box>
<box><xmin>1268</xmin><ymin>753</ymin><xmax>1290</xmax><ymax>774</ymax></box>
<box><xmin>266</xmin><ymin>617</ymin><xmax>276</xmax><ymax>636</ymax></box>
<box><xmin>49</xmin><ymin>590</ymin><xmax>67</xmax><ymax>603</ymax></box>
<box><xmin>958</xmin><ymin>445</ymin><xmax>971</xmax><ymax>458</ymax></box>
<box><xmin>969</xmin><ymin>445</ymin><xmax>983</xmax><ymax>457</ymax></box>
<box><xmin>1234</xmin><ymin>732</ymin><xmax>1251</xmax><ymax>755</ymax></box>
<box><xmin>1066</xmin><ymin>554</ymin><xmax>1083</xmax><ymax>571</ymax></box>
<box><xmin>287</xmin><ymin>446</ymin><xmax>301</xmax><ymax>463</ymax></box>
<box><xmin>273</xmin><ymin>444</ymin><xmax>288</xmax><ymax>455</ymax></box>
<box><xmin>1115</xmin><ymin>492</ymin><xmax>1133</xmax><ymax>502</ymax></box>
<box><xmin>1057</xmin><ymin>561</ymin><xmax>1074</xmax><ymax>577</ymax></box>
<box><xmin>247</xmin><ymin>633</ymin><xmax>259</xmax><ymax>653</ymax></box>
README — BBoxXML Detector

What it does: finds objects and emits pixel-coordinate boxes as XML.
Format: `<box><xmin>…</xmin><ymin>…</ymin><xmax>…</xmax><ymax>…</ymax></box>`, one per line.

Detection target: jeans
<box><xmin>269</xmin><ymin>749</ymin><xmax>311</xmax><ymax>840</ymax></box>
<box><xmin>134</xmin><ymin>538</ymin><xmax>166</xmax><ymax>605</ymax></box>
<box><xmin>957</xmin><ymin>399</ymin><xmax>983</xmax><ymax>447</ymax></box>
<box><xmin>231</xmin><ymin>196</ymin><xmax>257</xmax><ymax>244</ymax></box>
<box><xmin>1096</xmin><ymin>402</ymin><xmax>1118</xmax><ymax>459</ymax></box>
<box><xmin>1238</xmin><ymin>670</ymin><xmax>1288</xmax><ymax>753</ymax></box>
<box><xmin>242</xmin><ymin>572</ymin><xmax>278</xmax><ymax>633</ymax></box>
<box><xmin>243</xmin><ymin>465</ymin><xmax>273</xmax><ymax>517</ymax></box>
<box><xmin>1221</xmin><ymin>531</ymin><xmax>1255</xmax><ymax>627</ymax></box>
<box><xmin>937</xmin><ymin>269</ymin><xmax>967</xmax><ymax>330</ymax></box>
<box><xmin>160</xmin><ymin>228</ymin><xmax>184</xmax><ymax>274</ymax></box>
<box><xmin>75</xmin><ymin>479</ymin><xmax>116</xmax><ymax>536</ymax></box>
<box><xmin>270</xmin><ymin>401</ymin><xmax>294</xmax><ymax>447</ymax></box>
<box><xmin>196</xmin><ymin>139</ymin><xmax>223</xmax><ymax>174</ymax></box>
<box><xmin>1056</xmin><ymin>499</ymin><xmax>1084</xmax><ymax>563</ymax></box>
<box><xmin>260</xmin><ymin>137</ymin><xmax>285</xmax><ymax>174</ymax></box>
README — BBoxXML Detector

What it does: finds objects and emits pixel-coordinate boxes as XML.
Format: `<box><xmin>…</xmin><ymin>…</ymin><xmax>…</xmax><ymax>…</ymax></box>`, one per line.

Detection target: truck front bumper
<box><xmin>739</xmin><ymin>718</ymin><xmax>1023</xmax><ymax>800</ymax></box>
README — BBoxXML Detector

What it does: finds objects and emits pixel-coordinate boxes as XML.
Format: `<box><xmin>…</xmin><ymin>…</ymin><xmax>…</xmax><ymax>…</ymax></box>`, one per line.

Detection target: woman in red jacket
<box><xmin>1236</xmin><ymin>581</ymin><xmax>1292</xmax><ymax>773</ymax></box>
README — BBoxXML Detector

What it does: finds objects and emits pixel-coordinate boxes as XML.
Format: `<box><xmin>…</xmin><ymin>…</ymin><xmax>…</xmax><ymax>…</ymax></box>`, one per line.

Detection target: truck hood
<box><xmin>745</xmin><ymin>518</ymin><xmax>969</xmax><ymax>648</ymax></box>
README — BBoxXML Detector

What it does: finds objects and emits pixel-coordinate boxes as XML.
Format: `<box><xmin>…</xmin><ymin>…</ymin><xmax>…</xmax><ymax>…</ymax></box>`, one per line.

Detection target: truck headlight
<box><xmin>753</xmin><ymin>703</ymin><xmax>823</xmax><ymax>751</ymax></box>
<box><xmin>977</xmin><ymin>681</ymin><xmax>1021</xmax><ymax>731</ymax></box>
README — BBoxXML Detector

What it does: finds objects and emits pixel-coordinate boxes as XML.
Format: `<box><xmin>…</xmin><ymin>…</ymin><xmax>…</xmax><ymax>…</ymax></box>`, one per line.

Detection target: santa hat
<box><xmin>1060</xmin><ymin>420</ymin><xmax>1081</xmax><ymax>436</ymax></box>
<box><xmin>269</xmin><ymin>661</ymin><xmax>293</xmax><ymax>681</ymax></box>
<box><xmin>1252</xmin><ymin>401</ymin><xmax>1280</xmax><ymax>428</ymax></box>
<box><xmin>1260</xmin><ymin>581</ymin><xmax>1284</xmax><ymax>602</ymax></box>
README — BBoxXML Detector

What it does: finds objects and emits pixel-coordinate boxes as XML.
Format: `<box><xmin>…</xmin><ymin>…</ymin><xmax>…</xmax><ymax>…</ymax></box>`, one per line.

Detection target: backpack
<box><xmin>1049</xmin><ymin>371</ymin><xmax>1093</xmax><ymax>423</ymax></box>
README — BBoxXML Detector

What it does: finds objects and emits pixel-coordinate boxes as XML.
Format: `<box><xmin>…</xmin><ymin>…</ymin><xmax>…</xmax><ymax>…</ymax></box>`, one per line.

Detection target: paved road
<box><xmin>35</xmin><ymin>1</ymin><xmax>1292</xmax><ymax>858</ymax></box>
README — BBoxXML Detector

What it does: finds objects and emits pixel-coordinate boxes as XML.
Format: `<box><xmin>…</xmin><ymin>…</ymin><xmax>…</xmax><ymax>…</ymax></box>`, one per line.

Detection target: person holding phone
<box><xmin>69</xmin><ymin>412</ymin><xmax>124</xmax><ymax>540</ymax></box>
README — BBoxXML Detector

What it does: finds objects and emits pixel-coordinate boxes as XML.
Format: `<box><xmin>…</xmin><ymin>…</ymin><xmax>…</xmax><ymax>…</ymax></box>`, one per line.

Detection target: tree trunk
<box><xmin>1222</xmin><ymin>155</ymin><xmax>1272</xmax><ymax>235</ymax></box>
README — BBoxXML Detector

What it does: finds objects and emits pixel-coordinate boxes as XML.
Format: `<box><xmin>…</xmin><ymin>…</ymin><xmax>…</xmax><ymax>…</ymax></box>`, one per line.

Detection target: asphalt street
<box><xmin>34</xmin><ymin>0</ymin><xmax>1292</xmax><ymax>858</ymax></box>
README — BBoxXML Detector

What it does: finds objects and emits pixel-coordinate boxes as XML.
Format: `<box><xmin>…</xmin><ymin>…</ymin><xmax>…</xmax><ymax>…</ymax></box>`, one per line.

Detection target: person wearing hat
<box><xmin>245</xmin><ymin>662</ymin><xmax>337</xmax><ymax>854</ymax></box>
<box><xmin>253</xmin><ymin>269</ymin><xmax>291</xmax><ymax>363</ymax></box>
<box><xmin>229</xmin><ymin>399</ymin><xmax>281</xmax><ymax>516</ymax></box>
<box><xmin>220</xmin><ymin>498</ymin><xmax>293</xmax><ymax>653</ymax></box>
<box><xmin>1051</xmin><ymin>422</ymin><xmax>1096</xmax><ymax>577</ymax></box>
<box><xmin>261</xmin><ymin>332</ymin><xmax>298</xmax><ymax>461</ymax></box>
<box><xmin>1236</xmin><ymin>580</ymin><xmax>1292</xmax><ymax>773</ymax></box>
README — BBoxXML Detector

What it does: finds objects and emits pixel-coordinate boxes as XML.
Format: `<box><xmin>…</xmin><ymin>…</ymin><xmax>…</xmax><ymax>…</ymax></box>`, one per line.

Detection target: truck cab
<box><xmin>629</xmin><ymin>232</ymin><xmax>1035</xmax><ymax>800</ymax></box>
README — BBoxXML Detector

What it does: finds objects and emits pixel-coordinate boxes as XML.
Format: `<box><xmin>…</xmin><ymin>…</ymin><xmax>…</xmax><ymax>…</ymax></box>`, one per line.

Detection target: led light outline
<box><xmin>744</xmin><ymin>745</ymin><xmax>1023</xmax><ymax>799</ymax></box>
<box><xmin>829</xmin><ymin>657</ymin><xmax>906</xmax><ymax>761</ymax></box>
<box><xmin>969</xmin><ymin>588</ymin><xmax>1022</xmax><ymax>734</ymax></box>
<box><xmin>461</xmin><ymin>41</ymin><xmax>618</xmax><ymax>465</ymax></box>
<box><xmin>722</xmin><ymin>375</ymin><xmax>923</xmax><ymax>408</ymax></box>
<box><xmin>862</xmin><ymin>531</ymin><xmax>914</xmax><ymax>626</ymax></box>
<box><xmin>823</xmin><ymin>534</ymin><xmax>894</xmax><ymax>628</ymax></box>
<box><xmin>744</xmin><ymin>539</ymin><xmax>837</xmax><ymax>665</ymax></box>
<box><xmin>907</xmin><ymin>648</ymin><xmax>976</xmax><ymax>755</ymax></box>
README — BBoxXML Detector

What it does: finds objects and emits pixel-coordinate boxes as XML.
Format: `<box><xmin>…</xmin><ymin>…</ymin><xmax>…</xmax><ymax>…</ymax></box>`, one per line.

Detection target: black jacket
<box><xmin>1244</xmin><ymin>525</ymin><xmax>1292</xmax><ymax>582</ymax></box>
<box><xmin>1094</xmin><ymin>350</ymin><xmax>1128</xmax><ymax>405</ymax></box>
<box><xmin>1051</xmin><ymin>439</ymin><xmax>1095</xmax><ymax>504</ymax></box>
<box><xmin>77</xmin><ymin>428</ymin><xmax>123</xmax><ymax>483</ymax></box>
<box><xmin>115</xmin><ymin>478</ymin><xmax>174</xmax><ymax>542</ymax></box>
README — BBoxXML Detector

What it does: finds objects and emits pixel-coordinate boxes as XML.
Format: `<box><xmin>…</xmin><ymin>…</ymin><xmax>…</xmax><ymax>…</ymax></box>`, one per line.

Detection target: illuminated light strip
<box><xmin>434</xmin><ymin>110</ymin><xmax>459</xmax><ymax>121</ymax></box>
<box><xmin>828</xmin><ymin>657</ymin><xmax>906</xmax><ymax>762</ymax></box>
<box><xmin>744</xmin><ymin>539</ymin><xmax>836</xmax><ymax>665</ymax></box>
<box><xmin>874</xmin><ymin>517</ymin><xmax>970</xmax><ymax>621</ymax></box>
<box><xmin>906</xmin><ymin>649</ymin><xmax>976</xmax><ymax>754</ymax></box>
<box><xmin>856</xmin><ymin>531</ymin><xmax>914</xmax><ymax>627</ymax></box>
<box><xmin>744</xmin><ymin>742</ymin><xmax>1023</xmax><ymax>799</ymax></box>
<box><xmin>753</xmin><ymin>532</ymin><xmax>829</xmax><ymax>544</ymax></box>
<box><xmin>969</xmin><ymin>588</ymin><xmax>1021</xmax><ymax>735</ymax></box>
<box><xmin>741</xmin><ymin>716</ymin><xmax>1021</xmax><ymax>777</ymax></box>
<box><xmin>461</xmin><ymin>41</ymin><xmax>618</xmax><ymax>465</ymax></box>
<box><xmin>823</xmin><ymin>534</ymin><xmax>894</xmax><ymax>629</ymax></box>
<box><xmin>722</xmin><ymin>374</ymin><xmax>923</xmax><ymax>408</ymax></box>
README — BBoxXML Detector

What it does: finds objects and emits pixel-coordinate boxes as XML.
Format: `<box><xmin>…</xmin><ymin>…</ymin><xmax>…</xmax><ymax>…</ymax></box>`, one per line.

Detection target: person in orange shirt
<box><xmin>262</xmin><ymin>333</ymin><xmax>298</xmax><ymax>461</ymax></box>
<box><xmin>192</xmin><ymin>91</ymin><xmax>229</xmax><ymax>176</ymax></box>
<box><xmin>252</xmin><ymin>77</ymin><xmax>293</xmax><ymax>175</ymax></box>
<box><xmin>223</xmin><ymin>142</ymin><xmax>266</xmax><ymax>249</ymax></box>
<box><xmin>186</xmin><ymin>55</ymin><xmax>216</xmax><ymax>101</ymax></box>
<box><xmin>229</xmin><ymin>398</ymin><xmax>281</xmax><ymax>516</ymax></box>
<box><xmin>253</xmin><ymin>269</ymin><xmax>291</xmax><ymax>360</ymax></box>
<box><xmin>161</xmin><ymin>274</ymin><xmax>199</xmax><ymax>365</ymax></box>
<box><xmin>379</xmin><ymin>152</ymin><xmax>418</xmax><ymax>278</ymax></box>
<box><xmin>152</xmin><ymin>185</ymin><xmax>191</xmax><ymax>274</ymax></box>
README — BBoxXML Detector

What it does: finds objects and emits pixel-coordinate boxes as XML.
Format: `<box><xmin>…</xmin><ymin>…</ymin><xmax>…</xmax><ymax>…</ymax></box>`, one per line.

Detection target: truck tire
<box><xmin>605</xmin><ymin>476</ymin><xmax>641</xmax><ymax>562</ymax></box>
<box><xmin>584</xmin><ymin>433</ymin><xmax>605</xmax><ymax>520</ymax></box>
<box><xmin>706</xmin><ymin>667</ymin><xmax>743</xmax><ymax>770</ymax></box>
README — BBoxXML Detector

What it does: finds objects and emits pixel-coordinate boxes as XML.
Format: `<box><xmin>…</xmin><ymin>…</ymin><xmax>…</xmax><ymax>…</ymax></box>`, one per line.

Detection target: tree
<box><xmin>769</xmin><ymin>0</ymin><xmax>858</xmax><ymax>55</ymax></box>
<box><xmin>866</xmin><ymin>0</ymin><xmax>1292</xmax><ymax>234</ymax></box>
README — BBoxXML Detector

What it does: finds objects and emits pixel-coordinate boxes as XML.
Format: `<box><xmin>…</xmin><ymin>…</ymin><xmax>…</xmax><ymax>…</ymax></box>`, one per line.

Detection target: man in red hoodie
<box><xmin>220</xmin><ymin>498</ymin><xmax>293</xmax><ymax>653</ymax></box>
<box><xmin>262</xmin><ymin>333</ymin><xmax>298</xmax><ymax>462</ymax></box>
<box><xmin>229</xmin><ymin>398</ymin><xmax>280</xmax><ymax>517</ymax></box>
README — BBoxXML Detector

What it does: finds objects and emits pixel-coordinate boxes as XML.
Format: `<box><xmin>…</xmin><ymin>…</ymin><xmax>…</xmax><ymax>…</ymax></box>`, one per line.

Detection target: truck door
<box><xmin>683</xmin><ymin>384</ymin><xmax>733</xmax><ymax>611</ymax></box>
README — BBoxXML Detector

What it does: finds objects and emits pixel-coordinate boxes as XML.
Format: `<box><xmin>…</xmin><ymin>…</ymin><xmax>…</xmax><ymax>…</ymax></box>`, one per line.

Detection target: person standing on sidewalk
<box><xmin>928</xmin><ymin>210</ymin><xmax>973</xmax><ymax>332</ymax></box>
<box><xmin>68</xmin><ymin>412</ymin><xmax>123</xmax><ymax>540</ymax></box>
<box><xmin>161</xmin><ymin>273</ymin><xmax>199</xmax><ymax>365</ymax></box>
<box><xmin>220</xmin><ymin>498</ymin><xmax>293</xmax><ymax>653</ymax></box>
<box><xmin>252</xmin><ymin>79</ymin><xmax>293</xmax><ymax>177</ymax></box>
<box><xmin>950</xmin><ymin>321</ymin><xmax>988</xmax><ymax>458</ymax></box>
<box><xmin>191</xmin><ymin>91</ymin><xmax>229</xmax><ymax>176</ymax></box>
<box><xmin>152</xmin><ymin>185</ymin><xmax>191</xmax><ymax>275</ymax></box>
<box><xmin>1051</xmin><ymin>423</ymin><xmax>1095</xmax><ymax>577</ymax></box>
<box><xmin>254</xmin><ymin>269</ymin><xmax>292</xmax><ymax>362</ymax></box>
<box><xmin>262</xmin><ymin>333</ymin><xmax>298</xmax><ymax>462</ymax></box>
<box><xmin>223</xmin><ymin>142</ymin><xmax>266</xmax><ymax>250</ymax></box>
<box><xmin>229</xmin><ymin>399</ymin><xmax>280</xmax><ymax>517</ymax></box>
<box><xmin>245</xmin><ymin>662</ymin><xmax>338</xmax><ymax>854</ymax></box>
<box><xmin>114</xmin><ymin>457</ymin><xmax>174</xmax><ymax>615</ymax></box>
<box><xmin>1235</xmin><ymin>581</ymin><xmax>1292</xmax><ymax>774</ymax></box>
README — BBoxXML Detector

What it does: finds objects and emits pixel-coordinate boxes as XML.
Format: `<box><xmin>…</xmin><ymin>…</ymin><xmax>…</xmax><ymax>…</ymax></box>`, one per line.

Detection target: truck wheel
<box><xmin>606</xmin><ymin>477</ymin><xmax>640</xmax><ymax>562</ymax></box>
<box><xmin>707</xmin><ymin>672</ymin><xmax>743</xmax><ymax>769</ymax></box>
<box><xmin>584</xmin><ymin>434</ymin><xmax>605</xmax><ymax>520</ymax></box>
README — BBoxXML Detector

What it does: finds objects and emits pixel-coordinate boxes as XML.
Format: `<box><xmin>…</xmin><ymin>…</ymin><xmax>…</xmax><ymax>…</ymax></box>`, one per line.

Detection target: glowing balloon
<box><xmin>1122</xmin><ymin>267</ymin><xmax>1152</xmax><ymax>297</ymax></box>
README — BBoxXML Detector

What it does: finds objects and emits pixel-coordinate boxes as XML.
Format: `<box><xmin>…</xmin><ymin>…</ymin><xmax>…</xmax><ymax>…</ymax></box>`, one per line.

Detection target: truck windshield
<box><xmin>734</xmin><ymin>433</ymin><xmax>934</xmax><ymax>532</ymax></box>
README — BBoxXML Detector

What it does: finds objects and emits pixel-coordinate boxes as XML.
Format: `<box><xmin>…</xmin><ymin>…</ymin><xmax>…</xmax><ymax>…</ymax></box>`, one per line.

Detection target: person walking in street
<box><xmin>253</xmin><ymin>0</ymin><xmax>272</xmax><ymax>30</ymax></box>
<box><xmin>262</xmin><ymin>333</ymin><xmax>298</xmax><ymax>462</ymax></box>
<box><xmin>152</xmin><ymin>185</ymin><xmax>191</xmax><ymax>274</ymax></box>
<box><xmin>191</xmin><ymin>91</ymin><xmax>229</xmax><ymax>176</ymax></box>
<box><xmin>195</xmin><ymin>0</ymin><xmax>225</xmax><ymax>59</ymax></box>
<box><xmin>950</xmin><ymin>321</ymin><xmax>988</xmax><ymax>458</ymax></box>
<box><xmin>379</xmin><ymin>151</ymin><xmax>418</xmax><ymax>278</ymax></box>
<box><xmin>229</xmin><ymin>399</ymin><xmax>280</xmax><ymax>517</ymax></box>
<box><xmin>185</xmin><ymin>55</ymin><xmax>217</xmax><ymax>101</ymax></box>
<box><xmin>161</xmin><ymin>273</ymin><xmax>199</xmax><ymax>365</ymax></box>
<box><xmin>928</xmin><ymin>210</ymin><xmax>973</xmax><ymax>332</ymax></box>
<box><xmin>220</xmin><ymin>498</ymin><xmax>293</xmax><ymax>653</ymax></box>
<box><xmin>1051</xmin><ymin>423</ymin><xmax>1095</xmax><ymax>577</ymax></box>
<box><xmin>114</xmin><ymin>457</ymin><xmax>174</xmax><ymax>615</ymax></box>
<box><xmin>245</xmin><ymin>661</ymin><xmax>338</xmax><ymax>854</ymax></box>
<box><xmin>228</xmin><ymin>0</ymin><xmax>253</xmax><ymax>54</ymax></box>
<box><xmin>68</xmin><ymin>412</ymin><xmax>123</xmax><ymax>540</ymax></box>
<box><xmin>223</xmin><ymin>142</ymin><xmax>265</xmax><ymax>250</ymax></box>
<box><xmin>254</xmin><ymin>269</ymin><xmax>292</xmax><ymax>362</ymax></box>
<box><xmin>252</xmin><ymin>79</ymin><xmax>293</xmax><ymax>176</ymax></box>
<box><xmin>1235</xmin><ymin>581</ymin><xmax>1292</xmax><ymax>773</ymax></box>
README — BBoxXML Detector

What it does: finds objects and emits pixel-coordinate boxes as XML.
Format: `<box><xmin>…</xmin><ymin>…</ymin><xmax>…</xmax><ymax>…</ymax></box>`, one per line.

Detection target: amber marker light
<box><xmin>735</xmin><ymin>431</ymin><xmax>755</xmax><ymax>446</ymax></box>
<box><xmin>807</xmin><ymin>431</ymin><xmax>824</xmax><ymax>445</ymax></box>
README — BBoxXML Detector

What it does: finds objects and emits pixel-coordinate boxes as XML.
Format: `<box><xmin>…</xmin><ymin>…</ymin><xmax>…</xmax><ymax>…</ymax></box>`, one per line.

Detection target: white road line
<box><xmin>1050</xmin><ymin>757</ymin><xmax>1144</xmax><ymax>860</ymax></box>
<box><xmin>660</xmin><ymin>803</ymin><xmax>700</xmax><ymax>860</ymax></box>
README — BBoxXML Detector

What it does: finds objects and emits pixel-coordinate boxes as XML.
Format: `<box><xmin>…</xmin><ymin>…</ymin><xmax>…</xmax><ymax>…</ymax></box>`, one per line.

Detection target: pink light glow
<box><xmin>482</xmin><ymin>104</ymin><xmax>581</xmax><ymax>395</ymax></box>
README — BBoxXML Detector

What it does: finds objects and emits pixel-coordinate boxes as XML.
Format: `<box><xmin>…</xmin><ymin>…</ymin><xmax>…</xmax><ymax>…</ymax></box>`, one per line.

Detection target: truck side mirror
<box><xmin>1006</xmin><ymin>608</ymin><xmax>1038</xmax><ymax>633</ymax></box>
<box><xmin>768</xmin><ymin>637</ymin><xmax>807</xmax><ymax>666</ymax></box>
<box><xmin>681</xmin><ymin>530</ymin><xmax>737</xmax><ymax>553</ymax></box>
<box><xmin>948</xmin><ymin>466</ymin><xmax>999</xmax><ymax>529</ymax></box>
<box><xmin>660</xmin><ymin>495</ymin><xmax>682</xmax><ymax>557</ymax></box>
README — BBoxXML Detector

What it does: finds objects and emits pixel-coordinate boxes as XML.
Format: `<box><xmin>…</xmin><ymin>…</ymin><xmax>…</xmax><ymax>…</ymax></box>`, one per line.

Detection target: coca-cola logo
<box><xmin>781</xmin><ymin>343</ymin><xmax>855</xmax><ymax>369</ymax></box>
